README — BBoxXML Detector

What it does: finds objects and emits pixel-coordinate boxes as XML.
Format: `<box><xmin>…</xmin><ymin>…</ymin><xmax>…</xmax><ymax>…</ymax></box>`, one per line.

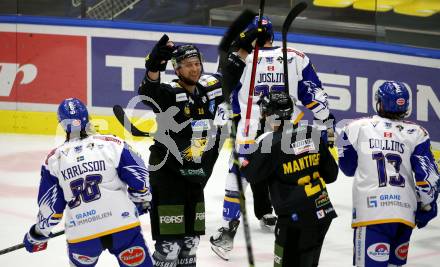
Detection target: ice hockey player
<box><xmin>138</xmin><ymin>35</ymin><xmax>225</xmax><ymax>266</ymax></box>
<box><xmin>23</xmin><ymin>98</ymin><xmax>153</xmax><ymax>267</ymax></box>
<box><xmin>210</xmin><ymin>15</ymin><xmax>336</xmax><ymax>261</ymax></box>
<box><xmin>339</xmin><ymin>81</ymin><xmax>439</xmax><ymax>267</ymax></box>
<box><xmin>240</xmin><ymin>90</ymin><xmax>338</xmax><ymax>267</ymax></box>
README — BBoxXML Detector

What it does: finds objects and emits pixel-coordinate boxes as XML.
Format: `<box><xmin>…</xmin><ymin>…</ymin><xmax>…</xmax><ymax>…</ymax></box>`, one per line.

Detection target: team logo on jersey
<box><xmin>367</xmin><ymin>243</ymin><xmax>390</xmax><ymax>262</ymax></box>
<box><xmin>74</xmin><ymin>145</ymin><xmax>82</xmax><ymax>153</ymax></box>
<box><xmin>265</xmin><ymin>57</ymin><xmax>273</xmax><ymax>64</ymax></box>
<box><xmin>184</xmin><ymin>104</ymin><xmax>191</xmax><ymax>117</ymax></box>
<box><xmin>176</xmin><ymin>93</ymin><xmax>188</xmax><ymax>102</ymax></box>
<box><xmin>396</xmin><ymin>125</ymin><xmax>404</xmax><ymax>131</ymax></box>
<box><xmin>384</xmin><ymin>132</ymin><xmax>392</xmax><ymax>138</ymax></box>
<box><xmin>182</xmin><ymin>138</ymin><xmax>207</xmax><ymax>161</ymax></box>
<box><xmin>395</xmin><ymin>242</ymin><xmax>409</xmax><ymax>260</ymax></box>
<box><xmin>118</xmin><ymin>246</ymin><xmax>146</xmax><ymax>266</ymax></box>
<box><xmin>72</xmin><ymin>253</ymin><xmax>98</xmax><ymax>265</ymax></box>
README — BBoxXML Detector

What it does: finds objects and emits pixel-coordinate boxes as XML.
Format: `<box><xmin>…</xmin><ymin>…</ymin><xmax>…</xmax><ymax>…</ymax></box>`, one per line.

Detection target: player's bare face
<box><xmin>177</xmin><ymin>57</ymin><xmax>202</xmax><ymax>85</ymax></box>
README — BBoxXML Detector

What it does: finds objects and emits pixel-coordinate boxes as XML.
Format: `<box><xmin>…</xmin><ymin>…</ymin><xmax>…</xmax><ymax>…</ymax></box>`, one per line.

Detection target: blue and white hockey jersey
<box><xmin>339</xmin><ymin>115</ymin><xmax>439</xmax><ymax>228</ymax></box>
<box><xmin>231</xmin><ymin>46</ymin><xmax>330</xmax><ymax>144</ymax></box>
<box><xmin>35</xmin><ymin>134</ymin><xmax>149</xmax><ymax>243</ymax></box>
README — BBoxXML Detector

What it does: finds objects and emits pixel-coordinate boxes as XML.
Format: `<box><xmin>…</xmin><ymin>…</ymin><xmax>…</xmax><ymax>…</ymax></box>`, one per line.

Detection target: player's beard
<box><xmin>178</xmin><ymin>72</ymin><xmax>201</xmax><ymax>86</ymax></box>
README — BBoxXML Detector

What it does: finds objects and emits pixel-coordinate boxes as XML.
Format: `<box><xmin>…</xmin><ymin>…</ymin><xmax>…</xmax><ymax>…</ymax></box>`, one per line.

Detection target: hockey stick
<box><xmin>0</xmin><ymin>230</ymin><xmax>65</xmax><ymax>255</ymax></box>
<box><xmin>243</xmin><ymin>0</ymin><xmax>266</xmax><ymax>137</ymax></box>
<box><xmin>282</xmin><ymin>2</ymin><xmax>308</xmax><ymax>94</ymax></box>
<box><xmin>218</xmin><ymin>9</ymin><xmax>257</xmax><ymax>267</ymax></box>
<box><xmin>113</xmin><ymin>105</ymin><xmax>151</xmax><ymax>137</ymax></box>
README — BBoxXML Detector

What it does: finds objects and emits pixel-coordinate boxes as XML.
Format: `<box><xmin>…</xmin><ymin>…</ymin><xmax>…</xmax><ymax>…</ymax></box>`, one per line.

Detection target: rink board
<box><xmin>0</xmin><ymin>16</ymin><xmax>439</xmax><ymax>152</ymax></box>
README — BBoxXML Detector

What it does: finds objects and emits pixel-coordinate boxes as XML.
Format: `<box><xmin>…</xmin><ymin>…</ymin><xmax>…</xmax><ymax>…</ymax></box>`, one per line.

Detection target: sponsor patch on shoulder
<box><xmin>176</xmin><ymin>93</ymin><xmax>188</xmax><ymax>102</ymax></box>
<box><xmin>207</xmin><ymin>88</ymin><xmax>222</xmax><ymax>100</ymax></box>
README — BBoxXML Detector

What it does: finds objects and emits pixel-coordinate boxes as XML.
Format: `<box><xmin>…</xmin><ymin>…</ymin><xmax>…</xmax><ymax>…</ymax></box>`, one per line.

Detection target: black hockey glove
<box><xmin>221</xmin><ymin>52</ymin><xmax>246</xmax><ymax>101</ymax></box>
<box><xmin>237</xmin><ymin>27</ymin><xmax>258</xmax><ymax>54</ymax></box>
<box><xmin>319</xmin><ymin>113</ymin><xmax>336</xmax><ymax>148</ymax></box>
<box><xmin>145</xmin><ymin>34</ymin><xmax>175</xmax><ymax>72</ymax></box>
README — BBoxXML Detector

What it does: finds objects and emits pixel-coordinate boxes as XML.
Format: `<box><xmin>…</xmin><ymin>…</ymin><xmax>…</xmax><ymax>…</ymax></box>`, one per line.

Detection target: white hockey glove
<box><xmin>128</xmin><ymin>187</ymin><xmax>152</xmax><ymax>216</ymax></box>
<box><xmin>214</xmin><ymin>102</ymin><xmax>232</xmax><ymax>127</ymax></box>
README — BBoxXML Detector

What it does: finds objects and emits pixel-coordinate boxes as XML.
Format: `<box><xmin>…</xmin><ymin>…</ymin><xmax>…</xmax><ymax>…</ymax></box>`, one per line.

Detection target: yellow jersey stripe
<box><xmin>351</xmin><ymin>218</ymin><xmax>415</xmax><ymax>229</ymax></box>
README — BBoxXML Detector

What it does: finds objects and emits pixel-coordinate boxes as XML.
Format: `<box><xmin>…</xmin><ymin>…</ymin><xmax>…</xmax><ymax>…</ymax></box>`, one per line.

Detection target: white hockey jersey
<box><xmin>231</xmin><ymin>46</ymin><xmax>329</xmax><ymax>144</ymax></box>
<box><xmin>339</xmin><ymin>115</ymin><xmax>439</xmax><ymax>228</ymax></box>
<box><xmin>35</xmin><ymin>134</ymin><xmax>149</xmax><ymax>243</ymax></box>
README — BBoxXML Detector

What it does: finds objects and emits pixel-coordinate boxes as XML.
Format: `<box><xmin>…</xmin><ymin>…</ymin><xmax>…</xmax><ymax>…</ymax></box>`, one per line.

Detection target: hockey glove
<box><xmin>23</xmin><ymin>225</ymin><xmax>49</xmax><ymax>253</ymax></box>
<box><xmin>145</xmin><ymin>34</ymin><xmax>175</xmax><ymax>72</ymax></box>
<box><xmin>317</xmin><ymin>113</ymin><xmax>336</xmax><ymax>148</ymax></box>
<box><xmin>128</xmin><ymin>187</ymin><xmax>152</xmax><ymax>216</ymax></box>
<box><xmin>214</xmin><ymin>102</ymin><xmax>233</xmax><ymax>127</ymax></box>
<box><xmin>237</xmin><ymin>27</ymin><xmax>258</xmax><ymax>54</ymax></box>
<box><xmin>415</xmin><ymin>202</ymin><xmax>438</xmax><ymax>229</ymax></box>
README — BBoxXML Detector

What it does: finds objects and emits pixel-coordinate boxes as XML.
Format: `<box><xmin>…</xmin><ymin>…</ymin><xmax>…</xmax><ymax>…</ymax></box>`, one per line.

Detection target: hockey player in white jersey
<box><xmin>339</xmin><ymin>81</ymin><xmax>439</xmax><ymax>267</ymax></box>
<box><xmin>23</xmin><ymin>98</ymin><xmax>153</xmax><ymax>267</ymax></box>
<box><xmin>210</xmin><ymin>15</ymin><xmax>335</xmax><ymax>260</ymax></box>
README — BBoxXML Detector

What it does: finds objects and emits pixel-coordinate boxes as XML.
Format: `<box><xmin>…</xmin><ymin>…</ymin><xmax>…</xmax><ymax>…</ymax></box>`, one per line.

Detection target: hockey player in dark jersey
<box><xmin>138</xmin><ymin>35</ymin><xmax>225</xmax><ymax>267</ymax></box>
<box><xmin>210</xmin><ymin>15</ymin><xmax>336</xmax><ymax>261</ymax></box>
<box><xmin>241</xmin><ymin>91</ymin><xmax>339</xmax><ymax>267</ymax></box>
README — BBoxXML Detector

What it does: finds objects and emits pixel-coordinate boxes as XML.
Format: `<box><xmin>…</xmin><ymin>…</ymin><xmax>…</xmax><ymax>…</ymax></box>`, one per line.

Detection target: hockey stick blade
<box><xmin>113</xmin><ymin>105</ymin><xmax>151</xmax><ymax>137</ymax></box>
<box><xmin>0</xmin><ymin>230</ymin><xmax>65</xmax><ymax>255</ymax></box>
<box><xmin>282</xmin><ymin>2</ymin><xmax>307</xmax><ymax>38</ymax></box>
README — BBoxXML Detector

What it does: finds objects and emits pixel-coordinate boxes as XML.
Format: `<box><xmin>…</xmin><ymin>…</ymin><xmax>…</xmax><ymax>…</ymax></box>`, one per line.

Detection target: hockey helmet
<box><xmin>57</xmin><ymin>98</ymin><xmax>89</xmax><ymax>133</ymax></box>
<box><xmin>249</xmin><ymin>15</ymin><xmax>274</xmax><ymax>45</ymax></box>
<box><xmin>259</xmin><ymin>91</ymin><xmax>293</xmax><ymax>120</ymax></box>
<box><xmin>171</xmin><ymin>44</ymin><xmax>203</xmax><ymax>70</ymax></box>
<box><xmin>375</xmin><ymin>81</ymin><xmax>409</xmax><ymax>118</ymax></box>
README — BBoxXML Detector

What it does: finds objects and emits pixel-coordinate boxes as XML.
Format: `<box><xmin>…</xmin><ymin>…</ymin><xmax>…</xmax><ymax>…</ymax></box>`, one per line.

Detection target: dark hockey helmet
<box><xmin>171</xmin><ymin>44</ymin><xmax>203</xmax><ymax>70</ymax></box>
<box><xmin>375</xmin><ymin>81</ymin><xmax>409</xmax><ymax>119</ymax></box>
<box><xmin>259</xmin><ymin>91</ymin><xmax>293</xmax><ymax>120</ymax></box>
<box><xmin>57</xmin><ymin>98</ymin><xmax>89</xmax><ymax>133</ymax></box>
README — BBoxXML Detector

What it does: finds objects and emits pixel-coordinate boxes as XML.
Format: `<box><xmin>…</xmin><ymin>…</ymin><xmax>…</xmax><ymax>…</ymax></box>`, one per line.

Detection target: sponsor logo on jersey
<box><xmin>119</xmin><ymin>246</ymin><xmax>146</xmax><ymax>266</ymax></box>
<box><xmin>179</xmin><ymin>168</ymin><xmax>206</xmax><ymax>177</ymax></box>
<box><xmin>207</xmin><ymin>88</ymin><xmax>222</xmax><ymax>100</ymax></box>
<box><xmin>395</xmin><ymin>242</ymin><xmax>409</xmax><ymax>260</ymax></box>
<box><xmin>86</xmin><ymin>143</ymin><xmax>94</xmax><ymax>150</ymax></box>
<box><xmin>121</xmin><ymin>211</ymin><xmax>130</xmax><ymax>218</ymax></box>
<box><xmin>396</xmin><ymin>125</ymin><xmax>404</xmax><ymax>131</ymax></box>
<box><xmin>367</xmin><ymin>243</ymin><xmax>390</xmax><ymax>262</ymax></box>
<box><xmin>316</xmin><ymin>209</ymin><xmax>325</xmax><ymax>219</ymax></box>
<box><xmin>315</xmin><ymin>191</ymin><xmax>330</xmax><ymax>208</ymax></box>
<box><xmin>291</xmin><ymin>138</ymin><xmax>316</xmax><ymax>155</ymax></box>
<box><xmin>176</xmin><ymin>93</ymin><xmax>188</xmax><ymax>102</ymax></box>
<box><xmin>384</xmin><ymin>122</ymin><xmax>392</xmax><ymax>129</ymax></box>
<box><xmin>384</xmin><ymin>132</ymin><xmax>392</xmax><ymax>138</ymax></box>
<box><xmin>195</xmin><ymin>212</ymin><xmax>205</xmax><ymax>221</ymax></box>
<box><xmin>324</xmin><ymin>207</ymin><xmax>334</xmax><ymax>214</ymax></box>
<box><xmin>72</xmin><ymin>253</ymin><xmax>98</xmax><ymax>265</ymax></box>
<box><xmin>396</xmin><ymin>98</ymin><xmax>406</xmax><ymax>106</ymax></box>
<box><xmin>407</xmin><ymin>129</ymin><xmax>416</xmax><ymax>134</ymax></box>
<box><xmin>73</xmin><ymin>210</ymin><xmax>113</xmax><ymax>226</ymax></box>
<box><xmin>160</xmin><ymin>215</ymin><xmax>184</xmax><ymax>224</ymax></box>
<box><xmin>265</xmin><ymin>57</ymin><xmax>274</xmax><ymax>64</ymax></box>
<box><xmin>367</xmin><ymin>196</ymin><xmax>378</xmax><ymax>208</ymax></box>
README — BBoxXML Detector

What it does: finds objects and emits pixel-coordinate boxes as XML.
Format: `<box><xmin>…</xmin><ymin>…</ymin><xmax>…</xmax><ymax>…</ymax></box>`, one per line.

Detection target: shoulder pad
<box><xmin>45</xmin><ymin>148</ymin><xmax>58</xmax><ymax>165</ymax></box>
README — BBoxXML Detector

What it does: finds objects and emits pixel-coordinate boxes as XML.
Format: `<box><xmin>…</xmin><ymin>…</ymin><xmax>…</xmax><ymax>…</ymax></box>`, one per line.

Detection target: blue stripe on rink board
<box><xmin>1</xmin><ymin>15</ymin><xmax>439</xmax><ymax>59</ymax></box>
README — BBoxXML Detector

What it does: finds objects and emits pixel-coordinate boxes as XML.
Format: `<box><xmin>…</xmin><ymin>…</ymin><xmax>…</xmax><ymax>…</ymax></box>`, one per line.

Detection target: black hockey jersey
<box><xmin>241</xmin><ymin>124</ymin><xmax>338</xmax><ymax>225</ymax></box>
